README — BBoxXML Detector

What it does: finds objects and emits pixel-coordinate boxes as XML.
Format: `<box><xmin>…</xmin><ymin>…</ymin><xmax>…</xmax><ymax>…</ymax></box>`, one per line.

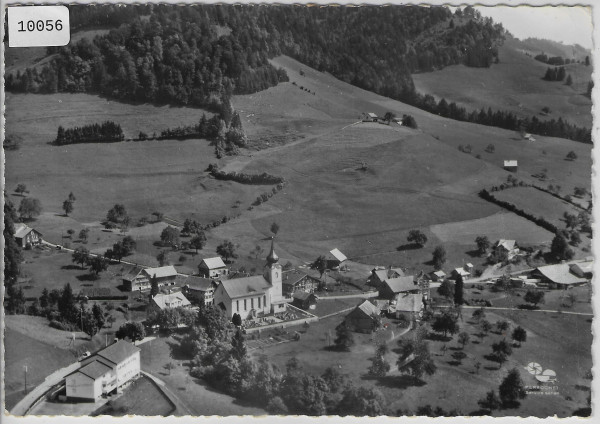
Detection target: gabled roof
<box><xmin>122</xmin><ymin>265</ymin><xmax>145</xmax><ymax>281</ymax></box>
<box><xmin>355</xmin><ymin>300</ymin><xmax>380</xmax><ymax>317</ymax></box>
<box><xmin>14</xmin><ymin>223</ymin><xmax>41</xmax><ymax>238</ymax></box>
<box><xmin>144</xmin><ymin>265</ymin><xmax>177</xmax><ymax>279</ymax></box>
<box><xmin>453</xmin><ymin>268</ymin><xmax>470</xmax><ymax>277</ymax></box>
<box><xmin>367</xmin><ymin>112</ymin><xmax>378</xmax><ymax>118</ymax></box>
<box><xmin>394</xmin><ymin>293</ymin><xmax>423</xmax><ymax>313</ymax></box>
<box><xmin>431</xmin><ymin>270</ymin><xmax>446</xmax><ymax>278</ymax></box>
<box><xmin>96</xmin><ymin>340</ymin><xmax>140</xmax><ymax>365</ymax></box>
<box><xmin>535</xmin><ymin>264</ymin><xmax>587</xmax><ymax>285</ymax></box>
<box><xmin>75</xmin><ymin>360</ymin><xmax>113</xmax><ymax>380</ymax></box>
<box><xmin>151</xmin><ymin>292</ymin><xmax>191</xmax><ymax>310</ymax></box>
<box><xmin>328</xmin><ymin>248</ymin><xmax>347</xmax><ymax>262</ymax></box>
<box><xmin>382</xmin><ymin>276</ymin><xmax>417</xmax><ymax>293</ymax></box>
<box><xmin>504</xmin><ymin>160</ymin><xmax>518</xmax><ymax>167</ymax></box>
<box><xmin>183</xmin><ymin>276</ymin><xmax>215</xmax><ymax>291</ymax></box>
<box><xmin>200</xmin><ymin>257</ymin><xmax>227</xmax><ymax>270</ymax></box>
<box><xmin>372</xmin><ymin>267</ymin><xmax>405</xmax><ymax>282</ymax></box>
<box><xmin>283</xmin><ymin>270</ymin><xmax>310</xmax><ymax>286</ymax></box>
<box><xmin>495</xmin><ymin>239</ymin><xmax>516</xmax><ymax>251</ymax></box>
<box><xmin>220</xmin><ymin>275</ymin><xmax>272</xmax><ymax>299</ymax></box>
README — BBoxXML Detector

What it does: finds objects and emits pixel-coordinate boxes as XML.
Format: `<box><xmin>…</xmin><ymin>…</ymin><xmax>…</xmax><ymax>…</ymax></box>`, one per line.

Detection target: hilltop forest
<box><xmin>6</xmin><ymin>4</ymin><xmax>503</xmax><ymax>111</ymax></box>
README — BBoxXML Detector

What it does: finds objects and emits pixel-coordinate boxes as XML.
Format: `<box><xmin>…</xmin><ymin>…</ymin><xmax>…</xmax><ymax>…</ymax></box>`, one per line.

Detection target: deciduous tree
<box><xmin>18</xmin><ymin>197</ymin><xmax>42</xmax><ymax>220</ymax></box>
<box><xmin>407</xmin><ymin>230</ymin><xmax>428</xmax><ymax>247</ymax></box>
<box><xmin>216</xmin><ymin>240</ymin><xmax>238</xmax><ymax>263</ymax></box>
<box><xmin>432</xmin><ymin>246</ymin><xmax>446</xmax><ymax>270</ymax></box>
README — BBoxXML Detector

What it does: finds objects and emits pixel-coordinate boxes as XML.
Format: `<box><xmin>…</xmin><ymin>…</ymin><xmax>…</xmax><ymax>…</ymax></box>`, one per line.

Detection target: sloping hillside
<box><xmin>413</xmin><ymin>36</ymin><xmax>592</xmax><ymax>129</ymax></box>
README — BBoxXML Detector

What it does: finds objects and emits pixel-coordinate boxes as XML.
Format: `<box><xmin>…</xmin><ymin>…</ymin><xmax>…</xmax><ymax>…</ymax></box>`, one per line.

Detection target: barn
<box><xmin>14</xmin><ymin>223</ymin><xmax>43</xmax><ymax>249</ymax></box>
<box><xmin>344</xmin><ymin>300</ymin><xmax>381</xmax><ymax>333</ymax></box>
<box><xmin>503</xmin><ymin>160</ymin><xmax>518</xmax><ymax>172</ymax></box>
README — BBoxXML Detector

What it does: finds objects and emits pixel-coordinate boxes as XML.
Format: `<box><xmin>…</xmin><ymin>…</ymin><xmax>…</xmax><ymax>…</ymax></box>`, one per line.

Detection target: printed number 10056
<box><xmin>18</xmin><ymin>19</ymin><xmax>63</xmax><ymax>32</ymax></box>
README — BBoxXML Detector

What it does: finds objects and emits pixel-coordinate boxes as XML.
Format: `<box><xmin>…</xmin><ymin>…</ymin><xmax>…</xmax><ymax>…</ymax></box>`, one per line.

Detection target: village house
<box><xmin>362</xmin><ymin>112</ymin><xmax>379</xmax><ymax>122</ymax></box>
<box><xmin>147</xmin><ymin>291</ymin><xmax>192</xmax><ymax>316</ymax></box>
<box><xmin>378</xmin><ymin>276</ymin><xmax>419</xmax><ymax>300</ymax></box>
<box><xmin>13</xmin><ymin>223</ymin><xmax>43</xmax><ymax>249</ymax></box>
<box><xmin>532</xmin><ymin>264</ymin><xmax>588</xmax><ymax>289</ymax></box>
<box><xmin>181</xmin><ymin>276</ymin><xmax>218</xmax><ymax>306</ymax></box>
<box><xmin>198</xmin><ymin>257</ymin><xmax>229</xmax><ymax>279</ymax></box>
<box><xmin>292</xmin><ymin>291</ymin><xmax>318</xmax><ymax>310</ymax></box>
<box><xmin>344</xmin><ymin>300</ymin><xmax>381</xmax><ymax>333</ymax></box>
<box><xmin>429</xmin><ymin>270</ymin><xmax>446</xmax><ymax>282</ymax></box>
<box><xmin>492</xmin><ymin>239</ymin><xmax>519</xmax><ymax>262</ymax></box>
<box><xmin>325</xmin><ymin>248</ymin><xmax>348</xmax><ymax>270</ymax></box>
<box><xmin>65</xmin><ymin>340</ymin><xmax>140</xmax><ymax>401</ymax></box>
<box><xmin>122</xmin><ymin>265</ymin><xmax>178</xmax><ymax>292</ymax></box>
<box><xmin>282</xmin><ymin>269</ymin><xmax>320</xmax><ymax>297</ymax></box>
<box><xmin>368</xmin><ymin>266</ymin><xmax>405</xmax><ymax>288</ymax></box>
<box><xmin>213</xmin><ymin>239</ymin><xmax>286</xmax><ymax>320</ymax></box>
<box><xmin>503</xmin><ymin>160</ymin><xmax>518</xmax><ymax>172</ymax></box>
<box><xmin>390</xmin><ymin>292</ymin><xmax>424</xmax><ymax>321</ymax></box>
<box><xmin>451</xmin><ymin>267</ymin><xmax>471</xmax><ymax>280</ymax></box>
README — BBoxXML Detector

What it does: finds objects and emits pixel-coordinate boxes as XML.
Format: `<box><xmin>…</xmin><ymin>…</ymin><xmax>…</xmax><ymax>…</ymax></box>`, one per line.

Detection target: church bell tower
<box><xmin>264</xmin><ymin>237</ymin><xmax>283</xmax><ymax>303</ymax></box>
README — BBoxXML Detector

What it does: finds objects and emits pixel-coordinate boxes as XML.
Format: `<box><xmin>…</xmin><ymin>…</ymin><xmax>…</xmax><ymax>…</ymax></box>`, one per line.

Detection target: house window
<box><xmin>258</xmin><ymin>297</ymin><xmax>261</xmax><ymax>308</ymax></box>
<box><xmin>251</xmin><ymin>298</ymin><xmax>254</xmax><ymax>309</ymax></box>
<box><xmin>244</xmin><ymin>299</ymin><xmax>247</xmax><ymax>310</ymax></box>
<box><xmin>236</xmin><ymin>300</ymin><xmax>239</xmax><ymax>312</ymax></box>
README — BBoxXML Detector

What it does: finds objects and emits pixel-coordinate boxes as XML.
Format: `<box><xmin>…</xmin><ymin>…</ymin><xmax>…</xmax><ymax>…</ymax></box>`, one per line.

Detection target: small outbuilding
<box><xmin>325</xmin><ymin>248</ymin><xmax>348</xmax><ymax>270</ymax></box>
<box><xmin>292</xmin><ymin>292</ymin><xmax>318</xmax><ymax>310</ymax></box>
<box><xmin>503</xmin><ymin>160</ymin><xmax>518</xmax><ymax>172</ymax></box>
<box><xmin>429</xmin><ymin>270</ymin><xmax>446</xmax><ymax>282</ymax></box>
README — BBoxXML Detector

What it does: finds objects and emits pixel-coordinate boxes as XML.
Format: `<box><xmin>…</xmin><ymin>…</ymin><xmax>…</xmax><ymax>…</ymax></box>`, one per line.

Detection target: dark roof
<box><xmin>293</xmin><ymin>291</ymin><xmax>316</xmax><ymax>301</ymax></box>
<box><xmin>221</xmin><ymin>275</ymin><xmax>272</xmax><ymax>299</ymax></box>
<box><xmin>76</xmin><ymin>360</ymin><xmax>113</xmax><ymax>380</ymax></box>
<box><xmin>122</xmin><ymin>265</ymin><xmax>144</xmax><ymax>282</ymax></box>
<box><xmin>183</xmin><ymin>275</ymin><xmax>215</xmax><ymax>291</ymax></box>
<box><xmin>97</xmin><ymin>340</ymin><xmax>140</xmax><ymax>365</ymax></box>
<box><xmin>283</xmin><ymin>270</ymin><xmax>310</xmax><ymax>286</ymax></box>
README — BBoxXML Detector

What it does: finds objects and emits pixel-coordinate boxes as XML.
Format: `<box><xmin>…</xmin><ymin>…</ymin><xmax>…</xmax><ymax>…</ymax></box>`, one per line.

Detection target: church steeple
<box><xmin>266</xmin><ymin>237</ymin><xmax>279</xmax><ymax>264</ymax></box>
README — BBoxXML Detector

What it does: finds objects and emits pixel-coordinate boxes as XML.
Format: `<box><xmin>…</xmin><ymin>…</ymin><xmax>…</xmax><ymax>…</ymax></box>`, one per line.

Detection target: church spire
<box><xmin>266</xmin><ymin>237</ymin><xmax>279</xmax><ymax>264</ymax></box>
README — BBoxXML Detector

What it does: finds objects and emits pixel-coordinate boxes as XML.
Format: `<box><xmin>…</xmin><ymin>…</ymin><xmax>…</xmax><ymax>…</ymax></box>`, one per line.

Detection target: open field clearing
<box><xmin>3</xmin><ymin>327</ymin><xmax>75</xmax><ymax>411</ymax></box>
<box><xmin>430</xmin><ymin>211</ymin><xmax>554</xmax><ymax>246</ymax></box>
<box><xmin>492</xmin><ymin>187</ymin><xmax>585</xmax><ymax>230</ymax></box>
<box><xmin>413</xmin><ymin>38</ymin><xmax>593</xmax><ymax>129</ymax></box>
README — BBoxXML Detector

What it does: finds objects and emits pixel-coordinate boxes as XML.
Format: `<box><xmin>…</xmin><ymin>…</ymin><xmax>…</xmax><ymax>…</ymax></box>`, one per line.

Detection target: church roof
<box><xmin>221</xmin><ymin>276</ymin><xmax>272</xmax><ymax>299</ymax></box>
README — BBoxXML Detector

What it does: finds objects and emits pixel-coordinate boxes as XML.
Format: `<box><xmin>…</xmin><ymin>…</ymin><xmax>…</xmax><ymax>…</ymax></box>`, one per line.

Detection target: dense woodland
<box><xmin>5</xmin><ymin>5</ymin><xmax>591</xmax><ymax>143</ymax></box>
<box><xmin>6</xmin><ymin>5</ymin><xmax>502</xmax><ymax>110</ymax></box>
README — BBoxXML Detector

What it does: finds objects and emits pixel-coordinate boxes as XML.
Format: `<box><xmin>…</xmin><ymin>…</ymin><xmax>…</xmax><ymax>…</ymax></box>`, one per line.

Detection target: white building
<box><xmin>147</xmin><ymin>291</ymin><xmax>192</xmax><ymax>316</ymax></box>
<box><xmin>213</xmin><ymin>239</ymin><xmax>286</xmax><ymax>320</ymax></box>
<box><xmin>65</xmin><ymin>340</ymin><xmax>140</xmax><ymax>401</ymax></box>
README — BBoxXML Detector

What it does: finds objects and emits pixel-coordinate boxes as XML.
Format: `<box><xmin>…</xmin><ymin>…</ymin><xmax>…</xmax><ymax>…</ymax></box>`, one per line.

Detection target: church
<box><xmin>213</xmin><ymin>239</ymin><xmax>287</xmax><ymax>320</ymax></box>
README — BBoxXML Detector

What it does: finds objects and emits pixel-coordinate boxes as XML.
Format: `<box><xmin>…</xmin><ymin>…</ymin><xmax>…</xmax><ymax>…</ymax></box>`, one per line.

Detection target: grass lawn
<box><xmin>3</xmin><ymin>327</ymin><xmax>75</xmax><ymax>411</ymax></box>
<box><xmin>310</xmin><ymin>298</ymin><xmax>363</xmax><ymax>317</ymax></box>
<box><xmin>92</xmin><ymin>375</ymin><xmax>175</xmax><ymax>416</ymax></box>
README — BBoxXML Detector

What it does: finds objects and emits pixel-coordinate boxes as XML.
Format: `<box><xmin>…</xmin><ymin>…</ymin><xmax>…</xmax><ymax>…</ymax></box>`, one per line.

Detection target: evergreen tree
<box><xmin>499</xmin><ymin>368</ymin><xmax>526</xmax><ymax>408</ymax></box>
<box><xmin>454</xmin><ymin>274</ymin><xmax>464</xmax><ymax>305</ymax></box>
<box><xmin>231</xmin><ymin>330</ymin><xmax>247</xmax><ymax>360</ymax></box>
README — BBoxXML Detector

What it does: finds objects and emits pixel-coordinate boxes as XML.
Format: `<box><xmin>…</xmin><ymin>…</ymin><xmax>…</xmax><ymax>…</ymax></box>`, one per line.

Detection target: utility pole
<box><xmin>24</xmin><ymin>365</ymin><xmax>28</xmax><ymax>395</ymax></box>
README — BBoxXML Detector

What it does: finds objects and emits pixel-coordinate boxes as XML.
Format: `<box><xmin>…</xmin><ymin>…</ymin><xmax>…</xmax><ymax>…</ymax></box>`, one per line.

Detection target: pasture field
<box><xmin>430</xmin><ymin>211</ymin><xmax>554</xmax><ymax>246</ymax></box>
<box><xmin>251</xmin><ymin>308</ymin><xmax>591</xmax><ymax>416</ymax></box>
<box><xmin>492</xmin><ymin>187</ymin><xmax>586</xmax><ymax>230</ymax></box>
<box><xmin>413</xmin><ymin>37</ymin><xmax>593</xmax><ymax>129</ymax></box>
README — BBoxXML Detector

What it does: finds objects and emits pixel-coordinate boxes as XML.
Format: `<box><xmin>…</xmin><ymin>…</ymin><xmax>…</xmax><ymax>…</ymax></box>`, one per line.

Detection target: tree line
<box><xmin>55</xmin><ymin>121</ymin><xmax>124</xmax><ymax>145</ymax></box>
<box><xmin>209</xmin><ymin>166</ymin><xmax>284</xmax><ymax>185</ymax></box>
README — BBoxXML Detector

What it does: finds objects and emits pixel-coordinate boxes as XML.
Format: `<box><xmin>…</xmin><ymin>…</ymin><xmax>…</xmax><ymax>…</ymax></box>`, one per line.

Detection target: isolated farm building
<box><xmin>13</xmin><ymin>223</ymin><xmax>42</xmax><ymax>249</ymax></box>
<box><xmin>464</xmin><ymin>263</ymin><xmax>474</xmax><ymax>272</ymax></box>
<box><xmin>198</xmin><ymin>257</ymin><xmax>229</xmax><ymax>279</ymax></box>
<box><xmin>451</xmin><ymin>267</ymin><xmax>471</xmax><ymax>280</ymax></box>
<box><xmin>65</xmin><ymin>340</ymin><xmax>140</xmax><ymax>401</ymax></box>
<box><xmin>378</xmin><ymin>276</ymin><xmax>419</xmax><ymax>300</ymax></box>
<box><xmin>569</xmin><ymin>260</ymin><xmax>594</xmax><ymax>279</ymax></box>
<box><xmin>503</xmin><ymin>160</ymin><xmax>518</xmax><ymax>172</ymax></box>
<box><xmin>213</xmin><ymin>239</ymin><xmax>286</xmax><ymax>320</ymax></box>
<box><xmin>282</xmin><ymin>269</ymin><xmax>320</xmax><ymax>297</ymax></box>
<box><xmin>524</xmin><ymin>133</ymin><xmax>536</xmax><ymax>141</ymax></box>
<box><xmin>368</xmin><ymin>266</ymin><xmax>405</xmax><ymax>288</ymax></box>
<box><xmin>344</xmin><ymin>300</ymin><xmax>381</xmax><ymax>333</ymax></box>
<box><xmin>147</xmin><ymin>291</ymin><xmax>192</xmax><ymax>316</ymax></box>
<box><xmin>292</xmin><ymin>291</ymin><xmax>318</xmax><ymax>310</ymax></box>
<box><xmin>532</xmin><ymin>264</ymin><xmax>588</xmax><ymax>289</ymax></box>
<box><xmin>429</xmin><ymin>270</ymin><xmax>446</xmax><ymax>282</ymax></box>
<box><xmin>182</xmin><ymin>276</ymin><xmax>218</xmax><ymax>306</ymax></box>
<box><xmin>362</xmin><ymin>112</ymin><xmax>379</xmax><ymax>122</ymax></box>
<box><xmin>390</xmin><ymin>293</ymin><xmax>424</xmax><ymax>320</ymax></box>
<box><xmin>325</xmin><ymin>248</ymin><xmax>348</xmax><ymax>269</ymax></box>
<box><xmin>492</xmin><ymin>239</ymin><xmax>519</xmax><ymax>262</ymax></box>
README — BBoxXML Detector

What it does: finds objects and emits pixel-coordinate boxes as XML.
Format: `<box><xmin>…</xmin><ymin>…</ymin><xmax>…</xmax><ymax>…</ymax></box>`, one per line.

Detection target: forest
<box><xmin>6</xmin><ymin>5</ymin><xmax>503</xmax><ymax>111</ymax></box>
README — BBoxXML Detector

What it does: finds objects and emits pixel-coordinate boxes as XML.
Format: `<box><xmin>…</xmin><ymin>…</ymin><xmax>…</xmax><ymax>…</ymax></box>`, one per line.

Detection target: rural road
<box><xmin>459</xmin><ymin>304</ymin><xmax>593</xmax><ymax>317</ymax></box>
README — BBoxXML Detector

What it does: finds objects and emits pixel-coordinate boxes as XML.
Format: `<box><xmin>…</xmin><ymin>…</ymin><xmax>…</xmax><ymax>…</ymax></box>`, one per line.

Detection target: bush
<box><xmin>49</xmin><ymin>320</ymin><xmax>80</xmax><ymax>331</ymax></box>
